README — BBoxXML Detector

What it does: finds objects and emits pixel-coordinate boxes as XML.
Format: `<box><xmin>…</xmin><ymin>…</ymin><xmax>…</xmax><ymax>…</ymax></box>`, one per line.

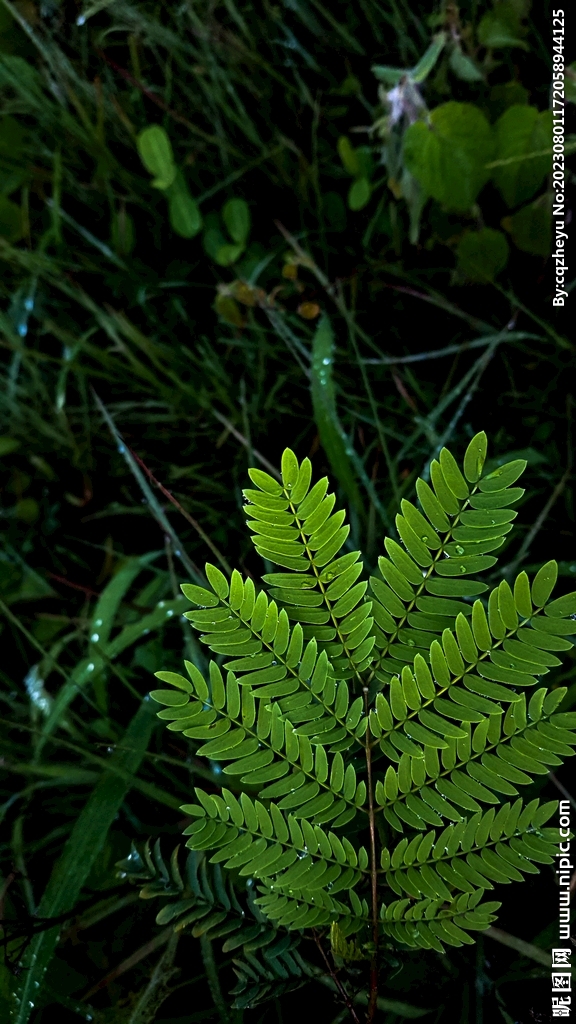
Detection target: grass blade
<box><xmin>12</xmin><ymin>698</ymin><xmax>157</xmax><ymax>1024</ymax></box>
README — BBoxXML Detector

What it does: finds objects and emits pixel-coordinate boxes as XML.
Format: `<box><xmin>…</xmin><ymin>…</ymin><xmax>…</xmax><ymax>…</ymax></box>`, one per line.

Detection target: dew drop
<box><xmin>117</xmin><ymin>444</ymin><xmax>125</xmax><ymax>454</ymax></box>
<box><xmin>94</xmin><ymin>618</ymin><xmax>103</xmax><ymax>627</ymax></box>
<box><xmin>455</xmin><ymin>545</ymin><xmax>465</xmax><ymax>555</ymax></box>
<box><xmin>421</xmin><ymin>535</ymin><xmax>429</xmax><ymax>543</ymax></box>
<box><xmin>322</xmin><ymin>357</ymin><xmax>331</xmax><ymax>366</ymax></box>
<box><xmin>77</xmin><ymin>13</ymin><xmax>86</xmax><ymax>25</ymax></box>
<box><xmin>459</xmin><ymin>565</ymin><xmax>466</xmax><ymax>574</ymax></box>
<box><xmin>87</xmin><ymin>662</ymin><xmax>95</xmax><ymax>672</ymax></box>
<box><xmin>166</xmin><ymin>609</ymin><xmax>174</xmax><ymax>617</ymax></box>
<box><xmin>407</xmin><ymin>639</ymin><xmax>415</xmax><ymax>646</ymax></box>
<box><xmin>158</xmin><ymin>601</ymin><xmax>165</xmax><ymax>608</ymax></box>
<box><xmin>91</xmin><ymin>633</ymin><xmax>99</xmax><ymax>643</ymax></box>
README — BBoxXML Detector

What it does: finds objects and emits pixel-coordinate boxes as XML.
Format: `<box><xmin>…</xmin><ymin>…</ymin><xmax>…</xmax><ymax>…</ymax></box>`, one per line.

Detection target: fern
<box><xmin>145</xmin><ymin>432</ymin><xmax>576</xmax><ymax>1019</ymax></box>
<box><xmin>116</xmin><ymin>840</ymin><xmax>313</xmax><ymax>1008</ymax></box>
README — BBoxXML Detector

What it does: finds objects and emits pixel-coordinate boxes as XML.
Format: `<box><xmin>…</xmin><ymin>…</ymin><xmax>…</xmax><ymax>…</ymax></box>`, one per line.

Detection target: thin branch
<box><xmin>371</xmin><ymin>281</ymin><xmax>493</xmax><ymax>333</ymax></box>
<box><xmin>363</xmin><ymin>688</ymin><xmax>379</xmax><ymax>1024</ymax></box>
<box><xmin>127</xmin><ymin>445</ymin><xmax>232</xmax><ymax>574</ymax></box>
<box><xmin>362</xmin><ymin>331</ymin><xmax>541</xmax><ymax>366</ymax></box>
<box><xmin>96</xmin><ymin>48</ymin><xmax>241</xmax><ymax>155</ymax></box>
<box><xmin>211</xmin><ymin>408</ymin><xmax>282</xmax><ymax>479</ymax></box>
<box><xmin>312</xmin><ymin>932</ymin><xmax>361</xmax><ymax>1024</ymax></box>
<box><xmin>93</xmin><ymin>390</ymin><xmax>204</xmax><ymax>584</ymax></box>
<box><xmin>548</xmin><ymin>773</ymin><xmax>576</xmax><ymax>813</ymax></box>
<box><xmin>503</xmin><ymin>394</ymin><xmax>573</xmax><ymax>576</ymax></box>
<box><xmin>313</xmin><ymin>972</ymin><xmax>434</xmax><ymax>1018</ymax></box>
<box><xmin>502</xmin><ymin>467</ymin><xmax>572</xmax><ymax>578</ymax></box>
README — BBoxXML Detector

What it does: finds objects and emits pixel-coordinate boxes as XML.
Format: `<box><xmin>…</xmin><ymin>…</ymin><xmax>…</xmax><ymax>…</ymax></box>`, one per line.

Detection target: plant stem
<box><xmin>312</xmin><ymin>932</ymin><xmax>361</xmax><ymax>1024</ymax></box>
<box><xmin>363</xmin><ymin>687</ymin><xmax>379</xmax><ymax>1024</ymax></box>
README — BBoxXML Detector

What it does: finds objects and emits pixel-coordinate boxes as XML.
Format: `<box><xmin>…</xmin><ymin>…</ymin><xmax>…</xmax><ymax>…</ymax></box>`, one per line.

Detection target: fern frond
<box><xmin>179</xmin><ymin>786</ymin><xmax>368</xmax><ymax>890</ymax></box>
<box><xmin>255</xmin><ymin>880</ymin><xmax>370</xmax><ymax>934</ymax></box>
<box><xmin>369</xmin><ymin>566</ymin><xmax>575</xmax><ymax>826</ymax></box>
<box><xmin>380</xmin><ymin>797</ymin><xmax>558</xmax><ymax>908</ymax></box>
<box><xmin>380</xmin><ymin>889</ymin><xmax>501</xmax><ymax>953</ymax></box>
<box><xmin>147</xmin><ymin>431</ymin><xmax>576</xmax><ymax>1003</ymax></box>
<box><xmin>180</xmin><ymin>568</ymin><xmax>366</xmax><ymax>752</ymax></box>
<box><xmin>369</xmin><ymin>433</ymin><xmax>528</xmax><ymax>682</ymax></box>
<box><xmin>116</xmin><ymin>841</ymin><xmax>312</xmax><ymax>1009</ymax></box>
<box><xmin>177</xmin><ymin>786</ymin><xmax>370</xmax><ymax>934</ymax></box>
<box><xmin>244</xmin><ymin>450</ymin><xmax>375</xmax><ymax>682</ymax></box>
<box><xmin>376</xmin><ymin>692</ymin><xmax>575</xmax><ymax>832</ymax></box>
<box><xmin>151</xmin><ymin>664</ymin><xmax>366</xmax><ymax>825</ymax></box>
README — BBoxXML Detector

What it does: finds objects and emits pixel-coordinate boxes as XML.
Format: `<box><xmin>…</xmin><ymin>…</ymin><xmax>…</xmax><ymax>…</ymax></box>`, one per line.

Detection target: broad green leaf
<box><xmin>531</xmin><ymin>561</ymin><xmax>558</xmax><ymax>608</ymax></box>
<box><xmin>403</xmin><ymin>102</ymin><xmax>494</xmax><ymax>212</ymax></box>
<box><xmin>136</xmin><ymin>125</ymin><xmax>176</xmax><ymax>189</ymax></box>
<box><xmin>456</xmin><ymin>229</ymin><xmax>509</xmax><ymax>283</ymax></box>
<box><xmin>545</xmin><ymin>592</ymin><xmax>576</xmax><ymax>618</ymax></box>
<box><xmin>166</xmin><ymin>173</ymin><xmax>202</xmax><ymax>238</ymax></box>
<box><xmin>337</xmin><ymin>136</ymin><xmax>361</xmax><ymax>176</ymax></box>
<box><xmin>491</xmin><ymin>106</ymin><xmax>552</xmax><ymax>208</ymax></box>
<box><xmin>449</xmin><ymin>48</ymin><xmax>483</xmax><ymax>82</ymax></box>
<box><xmin>203</xmin><ymin>213</ymin><xmax>228</xmax><ymax>259</ymax></box>
<box><xmin>479</xmin><ymin>460</ymin><xmax>526</xmax><ymax>492</ymax></box>
<box><xmin>348</xmin><ymin>177</ymin><xmax>371</xmax><ymax>211</ymax></box>
<box><xmin>504</xmin><ymin>193</ymin><xmax>551</xmax><ymax>257</ymax></box>
<box><xmin>463</xmin><ymin>432</ymin><xmax>488</xmax><ymax>483</ymax></box>
<box><xmin>426</xmin><ymin>579</ymin><xmax>488</xmax><ymax>597</ymax></box>
<box><xmin>181</xmin><ymin>583</ymin><xmax>220</xmax><ymax>607</ymax></box>
<box><xmin>469</xmin><ymin>487</ymin><xmax>524</xmax><ymax>509</ymax></box>
<box><xmin>478</xmin><ymin>4</ymin><xmax>528</xmax><ymax>50</ymax></box>
<box><xmin>214</xmin><ymin>294</ymin><xmax>245</xmax><ymax>327</ymax></box>
<box><xmin>215</xmin><ymin>243</ymin><xmax>245</xmax><ymax>266</ymax></box>
<box><xmin>222</xmin><ymin>197</ymin><xmax>251</xmax><ymax>245</ymax></box>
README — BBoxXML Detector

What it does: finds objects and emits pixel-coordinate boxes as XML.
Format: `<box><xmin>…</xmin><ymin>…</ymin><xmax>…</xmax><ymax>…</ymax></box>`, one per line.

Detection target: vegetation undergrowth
<box><xmin>0</xmin><ymin>0</ymin><xmax>574</xmax><ymax>1022</ymax></box>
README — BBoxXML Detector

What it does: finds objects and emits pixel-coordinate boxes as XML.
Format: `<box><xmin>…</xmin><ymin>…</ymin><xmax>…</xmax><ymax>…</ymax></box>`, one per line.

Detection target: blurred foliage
<box><xmin>0</xmin><ymin>0</ymin><xmax>574</xmax><ymax>1021</ymax></box>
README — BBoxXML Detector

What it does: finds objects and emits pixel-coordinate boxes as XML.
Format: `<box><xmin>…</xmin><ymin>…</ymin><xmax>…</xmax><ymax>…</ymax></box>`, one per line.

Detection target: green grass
<box><xmin>0</xmin><ymin>0</ymin><xmax>574</xmax><ymax>1021</ymax></box>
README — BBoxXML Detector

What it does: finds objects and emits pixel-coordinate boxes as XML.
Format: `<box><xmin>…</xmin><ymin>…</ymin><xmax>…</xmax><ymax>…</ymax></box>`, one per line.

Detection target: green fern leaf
<box><xmin>146</xmin><ymin>431</ymin><xmax>576</xmax><ymax>1009</ymax></box>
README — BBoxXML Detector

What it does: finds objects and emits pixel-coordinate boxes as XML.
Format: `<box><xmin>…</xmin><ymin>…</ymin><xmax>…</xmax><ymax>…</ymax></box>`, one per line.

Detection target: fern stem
<box><xmin>363</xmin><ymin>686</ymin><xmax>379</xmax><ymax>1024</ymax></box>
<box><xmin>313</xmin><ymin>931</ymin><xmax>361</xmax><ymax>1024</ymax></box>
